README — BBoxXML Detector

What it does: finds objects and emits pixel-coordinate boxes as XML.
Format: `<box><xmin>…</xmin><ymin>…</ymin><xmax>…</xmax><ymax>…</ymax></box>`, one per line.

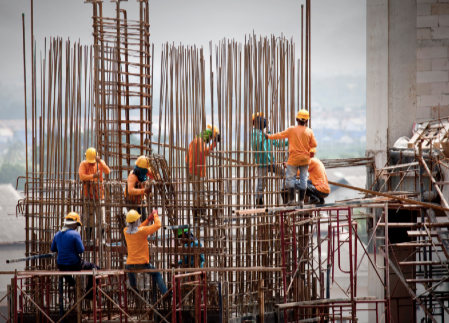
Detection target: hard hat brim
<box><xmin>64</xmin><ymin>220</ymin><xmax>82</xmax><ymax>226</ymax></box>
<box><xmin>86</xmin><ymin>157</ymin><xmax>96</xmax><ymax>163</ymax></box>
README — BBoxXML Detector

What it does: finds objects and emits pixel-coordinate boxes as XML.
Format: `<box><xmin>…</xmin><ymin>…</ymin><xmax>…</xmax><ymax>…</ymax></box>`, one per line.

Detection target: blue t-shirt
<box><xmin>51</xmin><ymin>230</ymin><xmax>85</xmax><ymax>266</ymax></box>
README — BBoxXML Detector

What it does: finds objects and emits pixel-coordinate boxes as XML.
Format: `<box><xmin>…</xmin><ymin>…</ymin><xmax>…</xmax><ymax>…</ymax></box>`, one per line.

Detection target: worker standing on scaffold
<box><xmin>51</xmin><ymin>212</ymin><xmax>100</xmax><ymax>299</ymax></box>
<box><xmin>124</xmin><ymin>155</ymin><xmax>157</xmax><ymax>221</ymax></box>
<box><xmin>251</xmin><ymin>112</ymin><xmax>289</xmax><ymax>206</ymax></box>
<box><xmin>124</xmin><ymin>209</ymin><xmax>170</xmax><ymax>297</ymax></box>
<box><xmin>266</xmin><ymin>109</ymin><xmax>317</xmax><ymax>208</ymax></box>
<box><xmin>78</xmin><ymin>147</ymin><xmax>110</xmax><ymax>240</ymax></box>
<box><xmin>185</xmin><ymin>124</ymin><xmax>220</xmax><ymax>219</ymax></box>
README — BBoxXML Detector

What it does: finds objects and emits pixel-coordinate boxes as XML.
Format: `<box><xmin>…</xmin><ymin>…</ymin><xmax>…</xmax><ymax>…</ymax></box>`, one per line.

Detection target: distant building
<box><xmin>0</xmin><ymin>184</ymin><xmax>25</xmax><ymax>302</ymax></box>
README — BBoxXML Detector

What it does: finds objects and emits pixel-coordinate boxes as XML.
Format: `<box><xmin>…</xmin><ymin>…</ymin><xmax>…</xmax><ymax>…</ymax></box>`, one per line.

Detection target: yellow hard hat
<box><xmin>135</xmin><ymin>155</ymin><xmax>151</xmax><ymax>169</ymax></box>
<box><xmin>309</xmin><ymin>148</ymin><xmax>317</xmax><ymax>153</ymax></box>
<box><xmin>126</xmin><ymin>209</ymin><xmax>141</xmax><ymax>223</ymax></box>
<box><xmin>252</xmin><ymin>112</ymin><xmax>264</xmax><ymax>121</ymax></box>
<box><xmin>64</xmin><ymin>212</ymin><xmax>82</xmax><ymax>226</ymax></box>
<box><xmin>296</xmin><ymin>109</ymin><xmax>310</xmax><ymax>120</ymax></box>
<box><xmin>207</xmin><ymin>124</ymin><xmax>219</xmax><ymax>137</ymax></box>
<box><xmin>85</xmin><ymin>147</ymin><xmax>97</xmax><ymax>163</ymax></box>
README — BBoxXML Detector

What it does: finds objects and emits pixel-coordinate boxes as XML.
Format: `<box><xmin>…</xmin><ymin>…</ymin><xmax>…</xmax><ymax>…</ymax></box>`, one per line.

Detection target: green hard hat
<box><xmin>177</xmin><ymin>228</ymin><xmax>189</xmax><ymax>237</ymax></box>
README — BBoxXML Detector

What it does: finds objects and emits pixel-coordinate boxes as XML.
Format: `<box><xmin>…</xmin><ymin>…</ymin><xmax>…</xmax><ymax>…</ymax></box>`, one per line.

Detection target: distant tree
<box><xmin>3</xmin><ymin>132</ymin><xmax>26</xmax><ymax>164</ymax></box>
<box><xmin>0</xmin><ymin>163</ymin><xmax>25</xmax><ymax>190</ymax></box>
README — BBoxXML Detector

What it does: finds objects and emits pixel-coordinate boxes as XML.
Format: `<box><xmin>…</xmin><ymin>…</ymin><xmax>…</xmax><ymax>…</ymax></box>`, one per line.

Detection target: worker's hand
<box><xmin>283</xmin><ymin>162</ymin><xmax>287</xmax><ymax>169</ymax></box>
<box><xmin>144</xmin><ymin>187</ymin><xmax>151</xmax><ymax>194</ymax></box>
<box><xmin>264</xmin><ymin>133</ymin><xmax>269</xmax><ymax>140</ymax></box>
<box><xmin>170</xmin><ymin>262</ymin><xmax>178</xmax><ymax>268</ymax></box>
<box><xmin>214</xmin><ymin>134</ymin><xmax>221</xmax><ymax>143</ymax></box>
<box><xmin>92</xmin><ymin>171</ymin><xmax>100</xmax><ymax>179</ymax></box>
<box><xmin>95</xmin><ymin>156</ymin><xmax>101</xmax><ymax>163</ymax></box>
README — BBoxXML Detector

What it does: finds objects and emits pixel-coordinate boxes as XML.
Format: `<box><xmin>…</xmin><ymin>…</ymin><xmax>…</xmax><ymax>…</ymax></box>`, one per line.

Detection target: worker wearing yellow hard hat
<box><xmin>251</xmin><ymin>112</ymin><xmax>289</xmax><ymax>206</ymax></box>
<box><xmin>78</xmin><ymin>147</ymin><xmax>110</xmax><ymax>240</ymax></box>
<box><xmin>185</xmin><ymin>124</ymin><xmax>220</xmax><ymax>218</ymax></box>
<box><xmin>289</xmin><ymin>148</ymin><xmax>330</xmax><ymax>205</ymax></box>
<box><xmin>51</xmin><ymin>212</ymin><xmax>100</xmax><ymax>300</ymax></box>
<box><xmin>124</xmin><ymin>209</ymin><xmax>169</xmax><ymax>296</ymax></box>
<box><xmin>124</xmin><ymin>155</ymin><xmax>157</xmax><ymax>221</ymax></box>
<box><xmin>266</xmin><ymin>109</ymin><xmax>317</xmax><ymax>208</ymax></box>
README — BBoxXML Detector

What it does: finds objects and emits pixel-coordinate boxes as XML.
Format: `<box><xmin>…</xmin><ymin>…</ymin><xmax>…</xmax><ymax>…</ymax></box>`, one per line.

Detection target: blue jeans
<box><xmin>295</xmin><ymin>179</ymin><xmax>329</xmax><ymax>199</ymax></box>
<box><xmin>256</xmin><ymin>164</ymin><xmax>285</xmax><ymax>199</ymax></box>
<box><xmin>286</xmin><ymin>164</ymin><xmax>309</xmax><ymax>190</ymax></box>
<box><xmin>126</xmin><ymin>263</ymin><xmax>168</xmax><ymax>294</ymax></box>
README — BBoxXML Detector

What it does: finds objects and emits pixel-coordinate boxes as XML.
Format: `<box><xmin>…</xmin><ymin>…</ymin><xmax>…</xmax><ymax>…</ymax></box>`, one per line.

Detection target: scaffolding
<box><xmin>7</xmin><ymin>0</ymin><xmax>449</xmax><ymax>322</ymax></box>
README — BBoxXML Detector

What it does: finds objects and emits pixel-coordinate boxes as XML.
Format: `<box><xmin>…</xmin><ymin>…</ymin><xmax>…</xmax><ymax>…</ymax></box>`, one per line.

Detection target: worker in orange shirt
<box><xmin>286</xmin><ymin>148</ymin><xmax>330</xmax><ymax>205</ymax></box>
<box><xmin>266</xmin><ymin>109</ymin><xmax>317</xmax><ymax>208</ymax></box>
<box><xmin>78</xmin><ymin>147</ymin><xmax>110</xmax><ymax>239</ymax></box>
<box><xmin>185</xmin><ymin>124</ymin><xmax>220</xmax><ymax>216</ymax></box>
<box><xmin>124</xmin><ymin>156</ymin><xmax>157</xmax><ymax>221</ymax></box>
<box><xmin>124</xmin><ymin>209</ymin><xmax>169</xmax><ymax>296</ymax></box>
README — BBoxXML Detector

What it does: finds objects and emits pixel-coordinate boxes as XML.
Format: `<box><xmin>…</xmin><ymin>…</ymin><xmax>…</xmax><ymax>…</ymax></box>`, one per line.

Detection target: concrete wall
<box><xmin>416</xmin><ymin>0</ymin><xmax>449</xmax><ymax>120</ymax></box>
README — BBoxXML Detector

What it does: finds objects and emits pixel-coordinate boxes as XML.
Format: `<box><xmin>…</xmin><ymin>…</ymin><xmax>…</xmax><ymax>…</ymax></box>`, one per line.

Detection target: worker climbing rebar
<box><xmin>185</xmin><ymin>124</ymin><xmax>220</xmax><ymax>218</ymax></box>
<box><xmin>50</xmin><ymin>212</ymin><xmax>100</xmax><ymax>300</ymax></box>
<box><xmin>124</xmin><ymin>155</ymin><xmax>157</xmax><ymax>221</ymax></box>
<box><xmin>251</xmin><ymin>112</ymin><xmax>289</xmax><ymax>206</ymax></box>
<box><xmin>78</xmin><ymin>147</ymin><xmax>110</xmax><ymax>240</ymax></box>
<box><xmin>124</xmin><ymin>209</ymin><xmax>170</xmax><ymax>297</ymax></box>
<box><xmin>172</xmin><ymin>228</ymin><xmax>205</xmax><ymax>268</ymax></box>
<box><xmin>266</xmin><ymin>109</ymin><xmax>317</xmax><ymax>208</ymax></box>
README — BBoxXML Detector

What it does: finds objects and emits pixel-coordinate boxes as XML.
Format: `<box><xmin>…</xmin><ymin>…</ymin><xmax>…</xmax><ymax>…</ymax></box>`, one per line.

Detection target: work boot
<box><xmin>307</xmin><ymin>195</ymin><xmax>320</xmax><ymax>205</ymax></box>
<box><xmin>280</xmin><ymin>189</ymin><xmax>289</xmax><ymax>205</ymax></box>
<box><xmin>286</xmin><ymin>188</ymin><xmax>296</xmax><ymax>206</ymax></box>
<box><xmin>319</xmin><ymin>198</ymin><xmax>325</xmax><ymax>205</ymax></box>
<box><xmin>256</xmin><ymin>196</ymin><xmax>264</xmax><ymax>207</ymax></box>
<box><xmin>298</xmin><ymin>189</ymin><xmax>306</xmax><ymax>209</ymax></box>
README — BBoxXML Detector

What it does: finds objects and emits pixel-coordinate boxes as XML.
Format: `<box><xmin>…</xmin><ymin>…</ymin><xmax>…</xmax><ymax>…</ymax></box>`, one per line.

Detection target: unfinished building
<box><xmin>3</xmin><ymin>0</ymin><xmax>449</xmax><ymax>323</ymax></box>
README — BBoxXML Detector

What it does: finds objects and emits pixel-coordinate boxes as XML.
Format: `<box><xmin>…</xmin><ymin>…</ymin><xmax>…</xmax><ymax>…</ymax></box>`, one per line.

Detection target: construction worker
<box><xmin>125</xmin><ymin>155</ymin><xmax>157</xmax><ymax>221</ymax></box>
<box><xmin>291</xmin><ymin>148</ymin><xmax>330</xmax><ymax>205</ymax></box>
<box><xmin>251</xmin><ymin>113</ymin><xmax>288</xmax><ymax>206</ymax></box>
<box><xmin>185</xmin><ymin>124</ymin><xmax>220</xmax><ymax>217</ymax></box>
<box><xmin>172</xmin><ymin>228</ymin><xmax>205</xmax><ymax>268</ymax></box>
<box><xmin>50</xmin><ymin>212</ymin><xmax>100</xmax><ymax>299</ymax></box>
<box><xmin>78</xmin><ymin>147</ymin><xmax>110</xmax><ymax>239</ymax></box>
<box><xmin>266</xmin><ymin>109</ymin><xmax>317</xmax><ymax>208</ymax></box>
<box><xmin>124</xmin><ymin>209</ymin><xmax>169</xmax><ymax>296</ymax></box>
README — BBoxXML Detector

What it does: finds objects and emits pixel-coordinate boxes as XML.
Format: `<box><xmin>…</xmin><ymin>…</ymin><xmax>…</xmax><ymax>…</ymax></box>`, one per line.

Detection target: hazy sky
<box><xmin>0</xmin><ymin>0</ymin><xmax>366</xmax><ymax>119</ymax></box>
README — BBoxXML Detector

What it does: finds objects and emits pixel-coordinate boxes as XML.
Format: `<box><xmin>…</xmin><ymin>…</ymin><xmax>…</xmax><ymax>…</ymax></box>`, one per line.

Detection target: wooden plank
<box><xmin>408</xmin><ymin>122</ymin><xmax>429</xmax><ymax>148</ymax></box>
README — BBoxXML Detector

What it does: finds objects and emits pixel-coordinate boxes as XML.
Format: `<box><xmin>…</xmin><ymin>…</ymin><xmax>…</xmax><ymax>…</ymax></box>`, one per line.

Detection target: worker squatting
<box><xmin>51</xmin><ymin>109</ymin><xmax>328</xmax><ymax>301</ymax></box>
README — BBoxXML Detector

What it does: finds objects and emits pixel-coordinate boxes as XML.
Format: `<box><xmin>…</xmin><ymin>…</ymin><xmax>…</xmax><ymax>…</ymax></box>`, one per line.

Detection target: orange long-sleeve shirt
<box><xmin>185</xmin><ymin>137</ymin><xmax>217</xmax><ymax>177</ymax></box>
<box><xmin>268</xmin><ymin>125</ymin><xmax>317</xmax><ymax>166</ymax></box>
<box><xmin>307</xmin><ymin>158</ymin><xmax>330</xmax><ymax>194</ymax></box>
<box><xmin>124</xmin><ymin>169</ymin><xmax>155</xmax><ymax>203</ymax></box>
<box><xmin>124</xmin><ymin>213</ymin><xmax>161</xmax><ymax>265</ymax></box>
<box><xmin>78</xmin><ymin>160</ymin><xmax>110</xmax><ymax>199</ymax></box>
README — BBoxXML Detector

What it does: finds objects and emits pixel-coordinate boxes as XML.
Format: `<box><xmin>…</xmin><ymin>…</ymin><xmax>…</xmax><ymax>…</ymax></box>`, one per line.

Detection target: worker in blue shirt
<box><xmin>172</xmin><ymin>228</ymin><xmax>205</xmax><ymax>268</ymax></box>
<box><xmin>51</xmin><ymin>212</ymin><xmax>100</xmax><ymax>299</ymax></box>
<box><xmin>251</xmin><ymin>113</ymin><xmax>288</xmax><ymax>206</ymax></box>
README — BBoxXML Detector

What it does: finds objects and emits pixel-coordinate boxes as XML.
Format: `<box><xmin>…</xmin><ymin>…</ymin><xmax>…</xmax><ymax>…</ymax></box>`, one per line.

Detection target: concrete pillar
<box><xmin>367</xmin><ymin>0</ymin><xmax>417</xmax><ymax>169</ymax></box>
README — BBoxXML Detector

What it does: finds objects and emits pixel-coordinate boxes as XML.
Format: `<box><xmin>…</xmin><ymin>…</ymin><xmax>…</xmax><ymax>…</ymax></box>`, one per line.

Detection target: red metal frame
<box><xmin>172</xmin><ymin>271</ymin><xmax>207</xmax><ymax>323</ymax></box>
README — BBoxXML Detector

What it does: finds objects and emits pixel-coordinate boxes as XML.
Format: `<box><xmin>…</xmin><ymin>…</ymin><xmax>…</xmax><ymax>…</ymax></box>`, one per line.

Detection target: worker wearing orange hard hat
<box><xmin>78</xmin><ymin>147</ymin><xmax>110</xmax><ymax>240</ymax></box>
<box><xmin>51</xmin><ymin>212</ymin><xmax>100</xmax><ymax>299</ymax></box>
<box><xmin>291</xmin><ymin>148</ymin><xmax>330</xmax><ymax>205</ymax></box>
<box><xmin>185</xmin><ymin>124</ymin><xmax>220</xmax><ymax>218</ymax></box>
<box><xmin>124</xmin><ymin>155</ymin><xmax>157</xmax><ymax>221</ymax></box>
<box><xmin>252</xmin><ymin>112</ymin><xmax>288</xmax><ymax>206</ymax></box>
<box><xmin>266</xmin><ymin>109</ymin><xmax>317</xmax><ymax>208</ymax></box>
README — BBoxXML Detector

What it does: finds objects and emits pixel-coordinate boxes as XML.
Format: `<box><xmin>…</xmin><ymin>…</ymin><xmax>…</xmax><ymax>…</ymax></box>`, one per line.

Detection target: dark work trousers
<box><xmin>57</xmin><ymin>259</ymin><xmax>100</xmax><ymax>299</ymax></box>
